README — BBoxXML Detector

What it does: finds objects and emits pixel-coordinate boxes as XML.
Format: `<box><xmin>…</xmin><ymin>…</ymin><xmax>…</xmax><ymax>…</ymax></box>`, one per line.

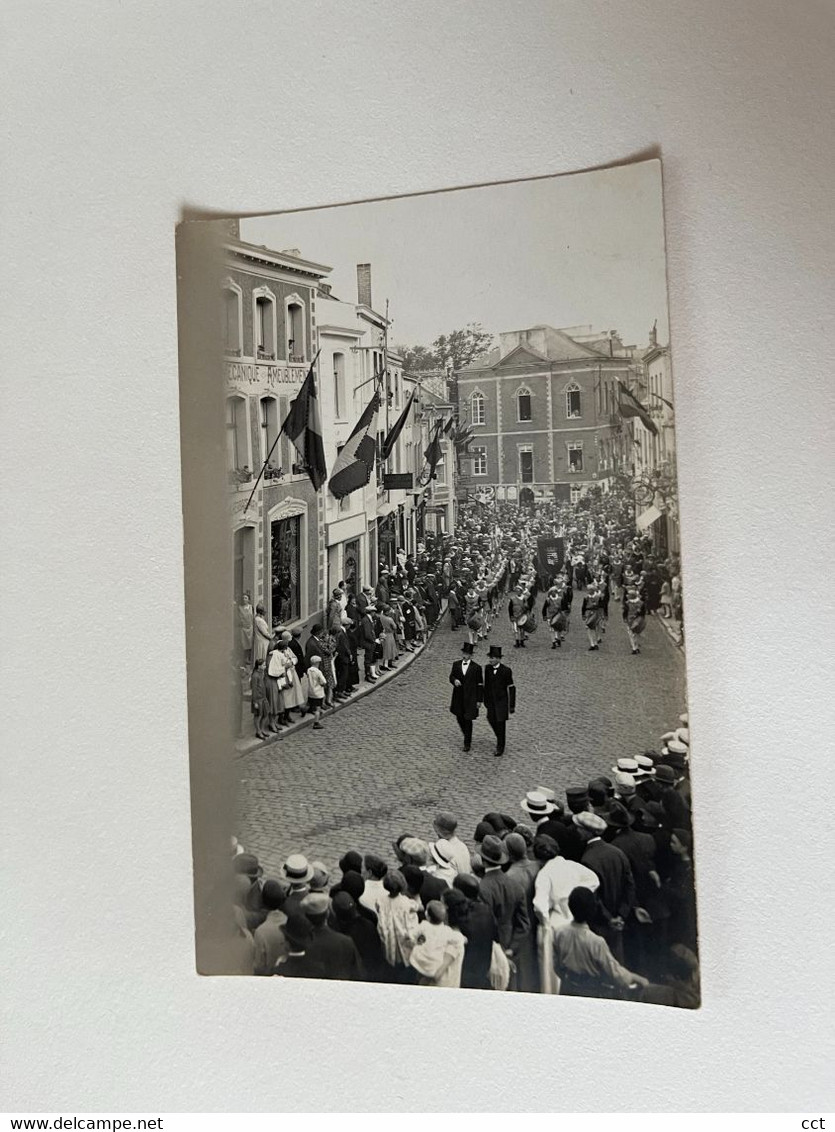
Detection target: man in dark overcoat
<box><xmin>448</xmin><ymin>641</ymin><xmax>483</xmax><ymax>752</ymax></box>
<box><xmin>482</xmin><ymin>645</ymin><xmax>515</xmax><ymax>757</ymax></box>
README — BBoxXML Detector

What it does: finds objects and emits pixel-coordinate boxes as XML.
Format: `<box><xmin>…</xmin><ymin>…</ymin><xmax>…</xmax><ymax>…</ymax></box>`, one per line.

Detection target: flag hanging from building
<box><xmin>280</xmin><ymin>358</ymin><xmax>327</xmax><ymax>490</ymax></box>
<box><xmin>617</xmin><ymin>380</ymin><xmax>658</xmax><ymax>435</ymax></box>
<box><xmin>453</xmin><ymin>422</ymin><xmax>473</xmax><ymax>451</ymax></box>
<box><xmin>380</xmin><ymin>386</ymin><xmax>417</xmax><ymax>462</ymax></box>
<box><xmin>443</xmin><ymin>416</ymin><xmax>456</xmax><ymax>435</ymax></box>
<box><xmin>329</xmin><ymin>391</ymin><xmax>381</xmax><ymax>499</ymax></box>
<box><xmin>424</xmin><ymin>419</ymin><xmax>444</xmax><ymax>479</ymax></box>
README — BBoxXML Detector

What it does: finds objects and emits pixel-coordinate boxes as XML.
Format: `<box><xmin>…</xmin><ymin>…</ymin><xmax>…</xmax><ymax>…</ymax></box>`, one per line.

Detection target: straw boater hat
<box><xmin>633</xmin><ymin>754</ymin><xmax>656</xmax><ymax>779</ymax></box>
<box><xmin>611</xmin><ymin>757</ymin><xmax>640</xmax><ymax>776</ymax></box>
<box><xmin>521</xmin><ymin>790</ymin><xmax>556</xmax><ymax>818</ymax></box>
<box><xmin>674</xmin><ymin>727</ymin><xmax>690</xmax><ymax>746</ymax></box>
<box><xmin>429</xmin><ymin>839</ymin><xmax>455</xmax><ymax>870</ymax></box>
<box><xmin>282</xmin><ymin>854</ymin><xmax>314</xmax><ymax>885</ymax></box>
<box><xmin>665</xmin><ymin>738</ymin><xmax>689</xmax><ymax>757</ymax></box>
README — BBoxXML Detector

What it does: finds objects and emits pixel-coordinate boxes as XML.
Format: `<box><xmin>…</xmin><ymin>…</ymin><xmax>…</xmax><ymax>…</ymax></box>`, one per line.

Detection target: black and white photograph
<box><xmin>179</xmin><ymin>159</ymin><xmax>697</xmax><ymax>1005</ymax></box>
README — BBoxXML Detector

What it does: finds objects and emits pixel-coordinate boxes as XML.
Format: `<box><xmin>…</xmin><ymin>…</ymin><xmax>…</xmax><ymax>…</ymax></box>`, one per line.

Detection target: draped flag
<box><xmin>453</xmin><ymin>422</ymin><xmax>473</xmax><ymax>451</ymax></box>
<box><xmin>280</xmin><ymin>358</ymin><xmax>327</xmax><ymax>490</ymax></box>
<box><xmin>329</xmin><ymin>391</ymin><xmax>381</xmax><ymax>499</ymax></box>
<box><xmin>424</xmin><ymin>419</ymin><xmax>444</xmax><ymax>479</ymax></box>
<box><xmin>617</xmin><ymin>380</ymin><xmax>658</xmax><ymax>435</ymax></box>
<box><xmin>443</xmin><ymin>416</ymin><xmax>455</xmax><ymax>435</ymax></box>
<box><xmin>381</xmin><ymin>386</ymin><xmax>417</xmax><ymax>462</ymax></box>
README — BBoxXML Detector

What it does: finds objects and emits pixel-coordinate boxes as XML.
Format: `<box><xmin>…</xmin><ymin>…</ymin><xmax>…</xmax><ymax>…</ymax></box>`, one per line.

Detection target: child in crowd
<box><xmin>250</xmin><ymin>659</ymin><xmax>270</xmax><ymax>740</ymax></box>
<box><xmin>306</xmin><ymin>655</ymin><xmax>327</xmax><ymax>730</ymax></box>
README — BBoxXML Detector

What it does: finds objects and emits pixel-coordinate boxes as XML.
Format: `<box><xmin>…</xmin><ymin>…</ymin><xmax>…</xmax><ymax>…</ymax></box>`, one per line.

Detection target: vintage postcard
<box><xmin>177</xmin><ymin>158</ymin><xmax>697</xmax><ymax>1005</ymax></box>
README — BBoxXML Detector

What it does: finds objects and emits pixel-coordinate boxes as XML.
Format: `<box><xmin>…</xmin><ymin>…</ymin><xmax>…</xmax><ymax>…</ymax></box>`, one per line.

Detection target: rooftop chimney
<box><xmin>357</xmin><ymin>263</ymin><xmax>372</xmax><ymax>308</ymax></box>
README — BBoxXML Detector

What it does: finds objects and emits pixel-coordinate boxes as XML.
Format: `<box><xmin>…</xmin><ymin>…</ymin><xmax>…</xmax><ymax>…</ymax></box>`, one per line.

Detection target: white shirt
<box><xmin>461</xmin><ymin>659</ymin><xmax>471</xmax><ymax>674</ymax></box>
<box><xmin>534</xmin><ymin>857</ymin><xmax>600</xmax><ymax>929</ymax></box>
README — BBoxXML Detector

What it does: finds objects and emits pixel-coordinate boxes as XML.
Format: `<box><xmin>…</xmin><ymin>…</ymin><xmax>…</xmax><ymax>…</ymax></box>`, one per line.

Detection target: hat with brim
<box><xmin>654</xmin><ymin>765</ymin><xmax>677</xmax><ymax>785</ymax></box>
<box><xmin>521</xmin><ymin>790</ymin><xmax>556</xmax><ymax>818</ymax></box>
<box><xmin>663</xmin><ymin>750</ymin><xmax>689</xmax><ymax>771</ymax></box>
<box><xmin>611</xmin><ymin>758</ymin><xmax>639</xmax><ymax>776</ymax></box>
<box><xmin>666</xmin><ymin>738</ymin><xmax>689</xmax><ymax>756</ymax></box>
<box><xmin>429</xmin><ymin>839</ymin><xmax>455</xmax><ymax>869</ymax></box>
<box><xmin>605</xmin><ymin>802</ymin><xmax>634</xmax><ymax>829</ymax></box>
<box><xmin>674</xmin><ymin>728</ymin><xmax>690</xmax><ymax>746</ymax></box>
<box><xmin>480</xmin><ymin>834</ymin><xmax>509</xmax><ymax>866</ymax></box>
<box><xmin>283</xmin><ymin>854</ymin><xmax>314</xmax><ymax>884</ymax></box>
<box><xmin>573</xmin><ymin>811</ymin><xmax>608</xmax><ymax>835</ymax></box>
<box><xmin>633</xmin><ymin>754</ymin><xmax>655</xmax><ymax>779</ymax></box>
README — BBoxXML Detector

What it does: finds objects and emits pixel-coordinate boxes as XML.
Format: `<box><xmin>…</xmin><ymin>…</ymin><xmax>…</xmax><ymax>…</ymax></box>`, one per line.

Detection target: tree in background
<box><xmin>397</xmin><ymin>322</ymin><xmax>494</xmax><ymax>373</ymax></box>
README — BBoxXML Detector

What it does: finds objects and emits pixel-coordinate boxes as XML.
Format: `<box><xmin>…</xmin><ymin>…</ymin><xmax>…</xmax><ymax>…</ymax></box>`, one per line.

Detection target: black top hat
<box><xmin>488</xmin><ymin>645</ymin><xmax>502</xmax><ymax>659</ymax></box>
<box><xmin>461</xmin><ymin>641</ymin><xmax>475</xmax><ymax>654</ymax></box>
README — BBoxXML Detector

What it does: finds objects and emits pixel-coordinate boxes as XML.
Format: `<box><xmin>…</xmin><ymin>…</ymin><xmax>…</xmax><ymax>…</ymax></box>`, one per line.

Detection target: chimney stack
<box><xmin>357</xmin><ymin>263</ymin><xmax>372</xmax><ymax>308</ymax></box>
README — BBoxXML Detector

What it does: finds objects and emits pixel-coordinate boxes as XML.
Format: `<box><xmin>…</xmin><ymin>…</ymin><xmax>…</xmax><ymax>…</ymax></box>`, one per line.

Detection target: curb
<box><xmin>655</xmin><ymin>610</ymin><xmax>684</xmax><ymax>649</ymax></box>
<box><xmin>236</xmin><ymin>603</ymin><xmax>448</xmax><ymax>756</ymax></box>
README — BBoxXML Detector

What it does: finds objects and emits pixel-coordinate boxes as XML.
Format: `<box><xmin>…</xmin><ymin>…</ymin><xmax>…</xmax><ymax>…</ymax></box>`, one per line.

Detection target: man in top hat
<box><xmin>448</xmin><ymin>640</ymin><xmax>483</xmax><ymax>753</ymax></box>
<box><xmin>301</xmin><ymin>891</ymin><xmax>364</xmax><ymax>981</ymax></box>
<box><xmin>482</xmin><ymin>645</ymin><xmax>515</xmax><ymax>757</ymax></box>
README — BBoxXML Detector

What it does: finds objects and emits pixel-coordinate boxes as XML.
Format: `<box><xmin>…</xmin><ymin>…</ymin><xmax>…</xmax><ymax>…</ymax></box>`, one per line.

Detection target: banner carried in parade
<box><xmin>536</xmin><ymin>535</ymin><xmax>565</xmax><ymax>578</ymax></box>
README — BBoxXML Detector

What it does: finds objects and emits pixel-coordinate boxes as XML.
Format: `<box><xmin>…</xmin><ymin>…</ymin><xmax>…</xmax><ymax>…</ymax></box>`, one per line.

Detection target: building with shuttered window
<box><xmin>456</xmin><ymin>324</ymin><xmax>638</xmax><ymax>505</ymax></box>
<box><xmin>223</xmin><ymin>238</ymin><xmax>330</xmax><ymax>632</ymax></box>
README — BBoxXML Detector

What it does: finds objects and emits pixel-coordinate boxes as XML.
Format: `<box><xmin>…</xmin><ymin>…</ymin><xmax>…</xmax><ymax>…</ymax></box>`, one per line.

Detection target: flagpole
<box><xmin>243</xmin><ymin>348</ymin><xmax>321</xmax><ymax>514</ymax></box>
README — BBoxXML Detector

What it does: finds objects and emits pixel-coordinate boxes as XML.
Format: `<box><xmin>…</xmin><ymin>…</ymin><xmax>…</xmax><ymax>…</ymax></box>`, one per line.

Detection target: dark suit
<box><xmin>449</xmin><ymin>658</ymin><xmax>483</xmax><ymax>749</ymax></box>
<box><xmin>482</xmin><ymin>661</ymin><xmax>515</xmax><ymax>755</ymax></box>
<box><xmin>306</xmin><ymin>922</ymin><xmax>364</xmax><ymax>981</ymax></box>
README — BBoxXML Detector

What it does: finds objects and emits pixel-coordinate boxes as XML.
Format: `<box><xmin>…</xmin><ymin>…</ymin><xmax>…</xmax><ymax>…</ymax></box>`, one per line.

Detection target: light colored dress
<box><xmin>376</xmin><ymin>893</ymin><xmax>420</xmax><ymax>968</ymax></box>
<box><xmin>279</xmin><ymin>647</ymin><xmax>305</xmax><ymax>709</ymax></box>
<box><xmin>253</xmin><ymin>615</ymin><xmax>272</xmax><ymax>663</ymax></box>
<box><xmin>379</xmin><ymin>613</ymin><xmax>398</xmax><ymax>663</ymax></box>
<box><xmin>409</xmin><ymin>921</ymin><xmax>466</xmax><ymax>988</ymax></box>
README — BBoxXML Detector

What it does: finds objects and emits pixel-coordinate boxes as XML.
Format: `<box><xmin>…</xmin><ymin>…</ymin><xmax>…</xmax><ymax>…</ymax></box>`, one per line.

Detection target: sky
<box><xmin>241</xmin><ymin>160</ymin><xmax>669</xmax><ymax>351</ymax></box>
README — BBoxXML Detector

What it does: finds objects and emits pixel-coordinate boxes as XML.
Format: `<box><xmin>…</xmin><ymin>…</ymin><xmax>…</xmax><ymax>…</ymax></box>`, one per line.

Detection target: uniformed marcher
<box><xmin>448</xmin><ymin>641</ymin><xmax>483</xmax><ymax>752</ymax></box>
<box><xmin>482</xmin><ymin>645</ymin><xmax>516</xmax><ymax>757</ymax></box>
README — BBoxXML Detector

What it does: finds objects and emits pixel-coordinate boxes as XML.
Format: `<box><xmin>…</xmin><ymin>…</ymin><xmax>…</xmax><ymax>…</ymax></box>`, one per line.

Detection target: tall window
<box><xmin>470</xmin><ymin>391</ymin><xmax>485</xmax><ymax>425</ymax></box>
<box><xmin>225</xmin><ymin>396</ymin><xmax>249</xmax><ymax>473</ymax></box>
<box><xmin>223</xmin><ymin>287</ymin><xmax>242</xmax><ymax>354</ymax></box>
<box><xmin>333</xmin><ymin>352</ymin><xmax>346</xmax><ymax>419</ymax></box>
<box><xmin>570</xmin><ymin>483</ymin><xmax>582</xmax><ymax>505</ymax></box>
<box><xmin>260</xmin><ymin>396</ymin><xmax>280</xmax><ymax>470</ymax></box>
<box><xmin>472</xmin><ymin>445</ymin><xmax>487</xmax><ymax>476</ymax></box>
<box><xmin>565</xmin><ymin>383</ymin><xmax>582</xmax><ymax>419</ymax></box>
<box><xmin>516</xmin><ymin>387</ymin><xmax>533</xmax><ymax>422</ymax></box>
<box><xmin>567</xmin><ymin>442</ymin><xmax>584</xmax><ymax>472</ymax></box>
<box><xmin>435</xmin><ymin>445</ymin><xmax>446</xmax><ymax>484</ymax></box>
<box><xmin>255</xmin><ymin>295</ymin><xmax>276</xmax><ymax>359</ymax></box>
<box><xmin>271</xmin><ymin>515</ymin><xmax>302</xmax><ymax>626</ymax></box>
<box><xmin>519</xmin><ymin>447</ymin><xmax>534</xmax><ymax>483</ymax></box>
<box><xmin>286</xmin><ymin>302</ymin><xmax>304</xmax><ymax>361</ymax></box>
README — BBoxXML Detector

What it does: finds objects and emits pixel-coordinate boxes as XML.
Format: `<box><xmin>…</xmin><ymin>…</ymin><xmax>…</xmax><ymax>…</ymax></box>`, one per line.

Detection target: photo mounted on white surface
<box><xmin>177</xmin><ymin>159</ymin><xmax>697</xmax><ymax>1005</ymax></box>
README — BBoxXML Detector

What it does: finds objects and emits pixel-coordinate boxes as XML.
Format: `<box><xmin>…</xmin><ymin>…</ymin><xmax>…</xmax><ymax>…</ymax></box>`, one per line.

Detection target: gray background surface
<box><xmin>2</xmin><ymin>0</ymin><xmax>834</xmax><ymax>1112</ymax></box>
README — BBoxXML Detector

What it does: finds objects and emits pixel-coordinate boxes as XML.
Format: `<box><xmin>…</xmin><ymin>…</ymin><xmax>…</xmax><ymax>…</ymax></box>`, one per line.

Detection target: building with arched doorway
<box><xmin>224</xmin><ymin>237</ymin><xmax>331</xmax><ymax>632</ymax></box>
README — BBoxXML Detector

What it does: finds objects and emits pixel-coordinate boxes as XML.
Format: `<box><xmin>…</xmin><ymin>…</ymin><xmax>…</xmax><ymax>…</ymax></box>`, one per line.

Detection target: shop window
<box><xmin>271</xmin><ymin>515</ymin><xmax>302</xmax><ymax>626</ymax></box>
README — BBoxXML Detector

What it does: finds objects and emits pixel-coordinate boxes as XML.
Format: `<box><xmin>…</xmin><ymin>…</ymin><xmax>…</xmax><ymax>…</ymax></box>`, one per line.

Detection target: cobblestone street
<box><xmin>237</xmin><ymin>607</ymin><xmax>687</xmax><ymax>878</ymax></box>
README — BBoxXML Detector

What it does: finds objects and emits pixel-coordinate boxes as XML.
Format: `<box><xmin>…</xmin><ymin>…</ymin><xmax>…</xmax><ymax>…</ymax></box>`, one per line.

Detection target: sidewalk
<box><xmin>654</xmin><ymin>609</ymin><xmax>684</xmax><ymax>648</ymax></box>
<box><xmin>235</xmin><ymin>600</ymin><xmax>449</xmax><ymax>755</ymax></box>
